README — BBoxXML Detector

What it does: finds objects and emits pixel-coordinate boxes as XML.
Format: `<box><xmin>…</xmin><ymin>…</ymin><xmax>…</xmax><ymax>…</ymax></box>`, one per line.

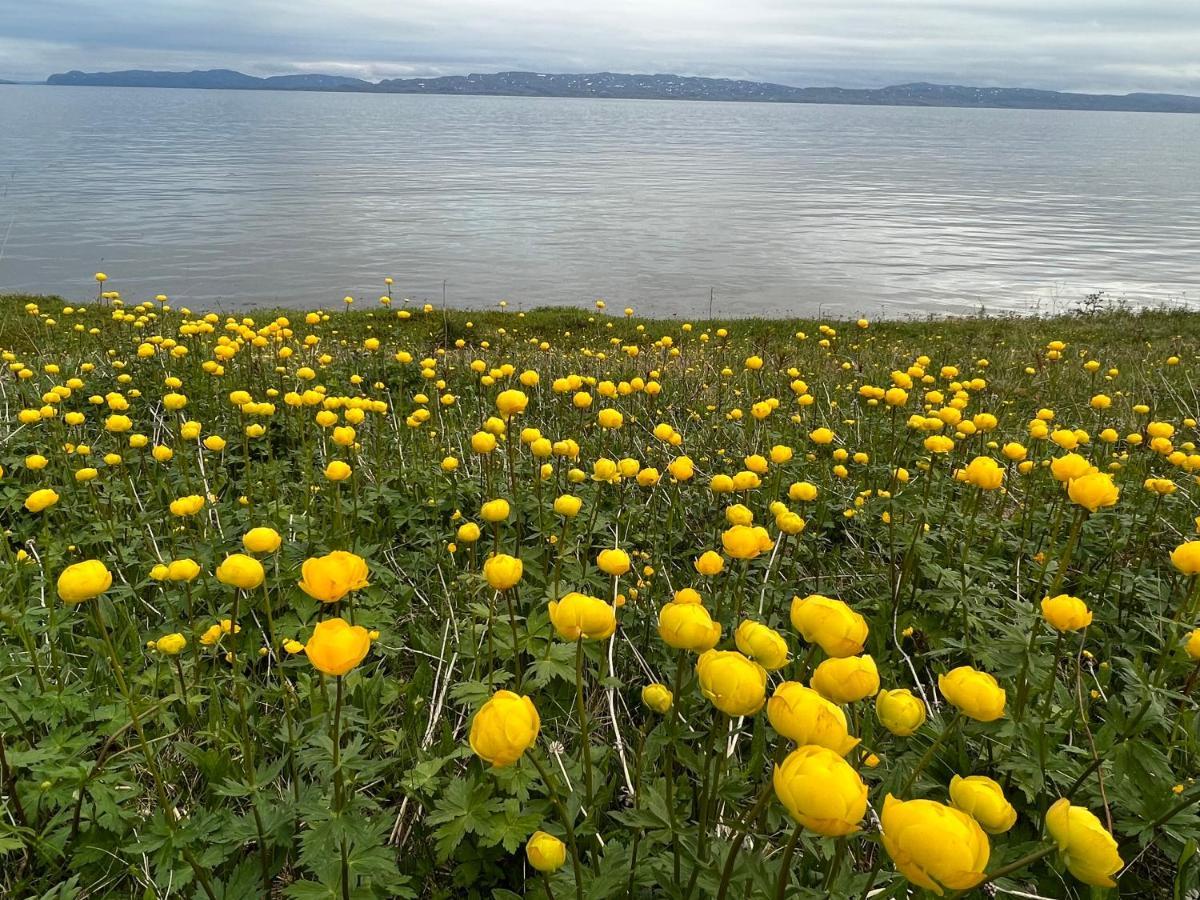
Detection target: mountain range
<box><xmin>33</xmin><ymin>69</ymin><xmax>1200</xmax><ymax>114</ymax></box>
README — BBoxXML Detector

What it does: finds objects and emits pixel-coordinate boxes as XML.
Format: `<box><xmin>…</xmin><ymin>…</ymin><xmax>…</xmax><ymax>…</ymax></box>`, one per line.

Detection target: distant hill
<box><xmin>44</xmin><ymin>68</ymin><xmax>1200</xmax><ymax>114</ymax></box>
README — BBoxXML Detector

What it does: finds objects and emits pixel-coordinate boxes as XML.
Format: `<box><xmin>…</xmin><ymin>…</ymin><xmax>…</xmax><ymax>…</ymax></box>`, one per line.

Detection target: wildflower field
<box><xmin>2</xmin><ymin>286</ymin><xmax>1200</xmax><ymax>899</ymax></box>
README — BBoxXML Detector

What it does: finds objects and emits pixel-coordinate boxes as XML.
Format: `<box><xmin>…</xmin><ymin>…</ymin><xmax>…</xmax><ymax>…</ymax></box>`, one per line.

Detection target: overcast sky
<box><xmin>3</xmin><ymin>0</ymin><xmax>1199</xmax><ymax>94</ymax></box>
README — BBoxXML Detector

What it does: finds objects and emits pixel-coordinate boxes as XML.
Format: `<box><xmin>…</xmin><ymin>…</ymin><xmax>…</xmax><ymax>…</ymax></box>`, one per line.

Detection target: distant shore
<box><xmin>18</xmin><ymin>68</ymin><xmax>1200</xmax><ymax>114</ymax></box>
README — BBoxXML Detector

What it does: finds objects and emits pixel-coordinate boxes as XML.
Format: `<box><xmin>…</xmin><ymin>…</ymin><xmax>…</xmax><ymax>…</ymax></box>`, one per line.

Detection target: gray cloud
<box><xmin>2</xmin><ymin>0</ymin><xmax>1198</xmax><ymax>94</ymax></box>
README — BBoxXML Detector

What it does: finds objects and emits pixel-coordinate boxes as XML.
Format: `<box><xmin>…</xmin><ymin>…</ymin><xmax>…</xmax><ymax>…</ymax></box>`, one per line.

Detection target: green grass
<box><xmin>1</xmin><ymin>290</ymin><xmax>1199</xmax><ymax>898</ymax></box>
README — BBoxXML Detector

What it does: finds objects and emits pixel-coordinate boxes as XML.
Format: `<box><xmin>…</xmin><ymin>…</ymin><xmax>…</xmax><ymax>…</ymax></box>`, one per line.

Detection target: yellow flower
<box><xmin>481</xmin><ymin>553</ymin><xmax>523</xmax><ymax>591</ymax></box>
<box><xmin>169</xmin><ymin>494</ymin><xmax>205</xmax><ymax>516</ymax></box>
<box><xmin>480</xmin><ymin>498</ymin><xmax>511</xmax><ymax>523</ymax></box>
<box><xmin>734</xmin><ymin>620</ymin><xmax>790</xmax><ymax>670</ymax></box>
<box><xmin>305</xmin><ymin>617</ymin><xmax>371</xmax><ymax>676</ymax></box>
<box><xmin>1067</xmin><ymin>472</ymin><xmax>1119</xmax><ymax>512</ymax></box>
<box><xmin>596</xmin><ymin>548</ymin><xmax>631</xmax><ymax>576</ymax></box>
<box><xmin>525</xmin><ymin>831</ymin><xmax>566</xmax><ymax>873</ymax></box>
<box><xmin>1045</xmin><ymin>798</ymin><xmax>1123</xmax><ymax>888</ymax></box>
<box><xmin>471</xmin><ymin>431</ymin><xmax>497</xmax><ymax>453</ymax></box>
<box><xmin>789</xmin><ymin>594</ymin><xmax>868</xmax><ymax>658</ymax></box>
<box><xmin>1041</xmin><ymin>594</ymin><xmax>1093</xmax><ymax>632</ymax></box>
<box><xmin>881</xmin><ymin>794</ymin><xmax>989</xmax><ymax>894</ymax></box>
<box><xmin>324</xmin><ymin>460</ymin><xmax>352</xmax><ymax>481</ymax></box>
<box><xmin>57</xmin><ymin>560</ymin><xmax>113</xmax><ymax>604</ymax></box>
<box><xmin>939</xmin><ymin>666</ymin><xmax>1006</xmax><ymax>722</ymax></box>
<box><xmin>962</xmin><ymin>456</ymin><xmax>1004</xmax><ymax>490</ymax></box>
<box><xmin>641</xmin><ymin>683</ymin><xmax>674</xmax><ymax>714</ymax></box>
<box><xmin>1050</xmin><ymin>452</ymin><xmax>1094</xmax><ymax>483</ymax></box>
<box><xmin>597</xmin><ymin>408</ymin><xmax>624</xmax><ymax>429</ymax></box>
<box><xmin>282</xmin><ymin>638</ymin><xmax>306</xmax><ymax>655</ymax></box>
<box><xmin>1170</xmin><ymin>540</ymin><xmax>1200</xmax><ymax>575</ymax></box>
<box><xmin>456</xmin><ymin>522</ymin><xmax>481</xmax><ymax>543</ymax></box>
<box><xmin>658</xmin><ymin>596</ymin><xmax>722</xmax><ymax>651</ymax></box>
<box><xmin>495</xmin><ymin>389</ymin><xmax>529</xmax><ymax>418</ymax></box>
<box><xmin>924</xmin><ymin>435</ymin><xmax>955</xmax><ymax>454</ymax></box>
<box><xmin>667</xmin><ymin>456</ymin><xmax>695</xmax><ymax>481</ymax></box>
<box><xmin>694</xmin><ymin>550</ymin><xmax>725</xmax><ymax>576</ymax></box>
<box><xmin>809</xmin><ymin>427</ymin><xmax>835</xmax><ymax>445</ymax></box>
<box><xmin>553</xmin><ymin>494</ymin><xmax>582</xmax><ymax>517</ymax></box>
<box><xmin>25</xmin><ymin>488</ymin><xmax>61</xmax><ymax>513</ymax></box>
<box><xmin>949</xmin><ymin>774</ymin><xmax>1017</xmax><ymax>834</ymax></box>
<box><xmin>810</xmin><ymin>654</ymin><xmax>880</xmax><ymax>703</ymax></box>
<box><xmin>298</xmin><ymin>551</ymin><xmax>370</xmax><ymax>602</ymax></box>
<box><xmin>875</xmin><ymin>688</ymin><xmax>926</xmax><ymax>736</ymax></box>
<box><xmin>154</xmin><ymin>633</ymin><xmax>188</xmax><ymax>655</ymax></box>
<box><xmin>215</xmin><ymin>553</ymin><xmax>265</xmax><ymax>590</ymax></box>
<box><xmin>773</xmin><ymin>745</ymin><xmax>867</xmax><ymax>836</ymax></box>
<box><xmin>695</xmin><ymin>649</ymin><xmax>767</xmax><ymax>716</ymax></box>
<box><xmin>548</xmin><ymin>592</ymin><xmax>615</xmax><ymax>640</ymax></box>
<box><xmin>766</xmin><ymin>682</ymin><xmax>859</xmax><ymax>755</ymax></box>
<box><xmin>1186</xmin><ymin>629</ymin><xmax>1200</xmax><ymax>660</ymax></box>
<box><xmin>721</xmin><ymin>524</ymin><xmax>773</xmax><ymax>560</ymax></box>
<box><xmin>242</xmin><ymin>527</ymin><xmax>282</xmax><ymax>554</ymax></box>
<box><xmin>167</xmin><ymin>558</ymin><xmax>201</xmax><ymax>582</ymax></box>
<box><xmin>469</xmin><ymin>690</ymin><xmax>540</xmax><ymax>767</ymax></box>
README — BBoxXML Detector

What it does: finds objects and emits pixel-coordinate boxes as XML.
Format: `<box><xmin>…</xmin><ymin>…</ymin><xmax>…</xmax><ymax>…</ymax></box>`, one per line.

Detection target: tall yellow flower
<box><xmin>695</xmin><ymin>650</ymin><xmax>767</xmax><ymax>716</ymax></box>
<box><xmin>468</xmin><ymin>690</ymin><xmax>540</xmax><ymax>767</ymax></box>
<box><xmin>1045</xmin><ymin>798</ymin><xmax>1123</xmax><ymax>887</ymax></box>
<box><xmin>880</xmin><ymin>794</ymin><xmax>990</xmax><ymax>894</ymax></box>
<box><xmin>305</xmin><ymin>617</ymin><xmax>371</xmax><ymax>676</ymax></box>
<box><xmin>773</xmin><ymin>745</ymin><xmax>867</xmax><ymax>836</ymax></box>
<box><xmin>298</xmin><ymin>551</ymin><xmax>370</xmax><ymax>602</ymax></box>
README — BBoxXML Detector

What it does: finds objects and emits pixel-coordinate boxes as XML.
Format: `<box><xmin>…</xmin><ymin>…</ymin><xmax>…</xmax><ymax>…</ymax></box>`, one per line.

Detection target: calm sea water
<box><xmin>1</xmin><ymin>84</ymin><xmax>1199</xmax><ymax>317</ymax></box>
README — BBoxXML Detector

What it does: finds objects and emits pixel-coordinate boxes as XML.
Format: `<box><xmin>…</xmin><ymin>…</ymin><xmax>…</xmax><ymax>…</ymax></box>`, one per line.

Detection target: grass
<box><xmin>1</xmin><ymin>288</ymin><xmax>1199</xmax><ymax>898</ymax></box>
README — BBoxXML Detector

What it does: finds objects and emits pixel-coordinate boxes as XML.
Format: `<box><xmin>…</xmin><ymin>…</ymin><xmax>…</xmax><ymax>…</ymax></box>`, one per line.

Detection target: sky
<box><xmin>3</xmin><ymin>0</ymin><xmax>1200</xmax><ymax>95</ymax></box>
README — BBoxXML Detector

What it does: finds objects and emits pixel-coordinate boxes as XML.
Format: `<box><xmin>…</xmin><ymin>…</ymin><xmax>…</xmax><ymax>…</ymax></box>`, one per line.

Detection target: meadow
<box><xmin>1</xmin><ymin>284</ymin><xmax>1199</xmax><ymax>899</ymax></box>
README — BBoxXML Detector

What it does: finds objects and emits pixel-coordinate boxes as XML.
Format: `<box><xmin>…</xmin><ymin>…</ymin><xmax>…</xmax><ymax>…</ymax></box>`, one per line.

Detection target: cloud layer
<box><xmin>4</xmin><ymin>0</ymin><xmax>1199</xmax><ymax>94</ymax></box>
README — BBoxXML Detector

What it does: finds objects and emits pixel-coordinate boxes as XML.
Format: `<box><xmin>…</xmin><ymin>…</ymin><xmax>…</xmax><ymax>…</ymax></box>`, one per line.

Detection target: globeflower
<box><xmin>641</xmin><ymin>683</ymin><xmax>674</xmax><ymax>714</ymax></box>
<box><xmin>721</xmin><ymin>524</ymin><xmax>773</xmax><ymax>560</ymax></box>
<box><xmin>962</xmin><ymin>456</ymin><xmax>1004</xmax><ymax>490</ymax></box>
<box><xmin>1045</xmin><ymin>798</ymin><xmax>1123</xmax><ymax>887</ymax></box>
<box><xmin>469</xmin><ymin>690</ymin><xmax>540</xmax><ymax>767</ymax></box>
<box><xmin>810</xmin><ymin>654</ymin><xmax>880</xmax><ymax>703</ymax></box>
<box><xmin>949</xmin><ymin>774</ymin><xmax>1017</xmax><ymax>834</ymax></box>
<box><xmin>1041</xmin><ymin>594</ymin><xmax>1093</xmax><ymax>632</ymax></box>
<box><xmin>215</xmin><ymin>553</ymin><xmax>265</xmax><ymax>590</ymax></box>
<box><xmin>242</xmin><ymin>526</ymin><xmax>282</xmax><ymax>554</ymax></box>
<box><xmin>695</xmin><ymin>649</ymin><xmax>767</xmax><ymax>716</ymax></box>
<box><xmin>1068</xmin><ymin>472</ymin><xmax>1119</xmax><ymax>512</ymax></box>
<box><xmin>548</xmin><ymin>591</ymin><xmax>615</xmax><ymax>640</ymax></box>
<box><xmin>766</xmin><ymin>681</ymin><xmax>858</xmax><ymax>755</ymax></box>
<box><xmin>773</xmin><ymin>745</ymin><xmax>867</xmax><ymax>836</ymax></box>
<box><xmin>694</xmin><ymin>550</ymin><xmax>725</xmax><ymax>576</ymax></box>
<box><xmin>1170</xmin><ymin>540</ymin><xmax>1200</xmax><ymax>575</ymax></box>
<box><xmin>658</xmin><ymin>595</ymin><xmax>721</xmax><ymax>651</ymax></box>
<box><xmin>480</xmin><ymin>498</ymin><xmax>510</xmax><ymax>523</ymax></box>
<box><xmin>1050</xmin><ymin>452</ymin><xmax>1094</xmax><ymax>483</ymax></box>
<box><xmin>789</xmin><ymin>594</ymin><xmax>868</xmax><ymax>658</ymax></box>
<box><xmin>167</xmin><ymin>558</ymin><xmax>202</xmax><ymax>582</ymax></box>
<box><xmin>24</xmin><ymin>488</ymin><xmax>60</xmax><ymax>513</ymax></box>
<box><xmin>553</xmin><ymin>495</ymin><xmax>582</xmax><ymax>518</ymax></box>
<box><xmin>495</xmin><ymin>389</ymin><xmax>528</xmax><ymax>418</ymax></box>
<box><xmin>525</xmin><ymin>831</ymin><xmax>566</xmax><ymax>873</ymax></box>
<box><xmin>939</xmin><ymin>666</ymin><xmax>1006</xmax><ymax>721</ymax></box>
<box><xmin>299</xmin><ymin>551</ymin><xmax>370</xmax><ymax>602</ymax></box>
<box><xmin>154</xmin><ymin>633</ymin><xmax>188</xmax><ymax>655</ymax></box>
<box><xmin>875</xmin><ymin>688</ymin><xmax>926</xmax><ymax>736</ymax></box>
<box><xmin>596</xmin><ymin>548</ymin><xmax>631</xmax><ymax>576</ymax></box>
<box><xmin>169</xmin><ymin>494</ymin><xmax>205</xmax><ymax>516</ymax></box>
<box><xmin>57</xmin><ymin>560</ymin><xmax>113</xmax><ymax>604</ymax></box>
<box><xmin>734</xmin><ymin>620</ymin><xmax>789</xmax><ymax>670</ymax></box>
<box><xmin>880</xmin><ymin>794</ymin><xmax>990</xmax><ymax>894</ymax></box>
<box><xmin>305</xmin><ymin>617</ymin><xmax>371</xmax><ymax>676</ymax></box>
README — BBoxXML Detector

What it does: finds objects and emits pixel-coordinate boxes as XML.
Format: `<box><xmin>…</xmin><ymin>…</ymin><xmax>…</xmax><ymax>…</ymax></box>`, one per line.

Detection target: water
<box><xmin>1</xmin><ymin>84</ymin><xmax>1199</xmax><ymax>317</ymax></box>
